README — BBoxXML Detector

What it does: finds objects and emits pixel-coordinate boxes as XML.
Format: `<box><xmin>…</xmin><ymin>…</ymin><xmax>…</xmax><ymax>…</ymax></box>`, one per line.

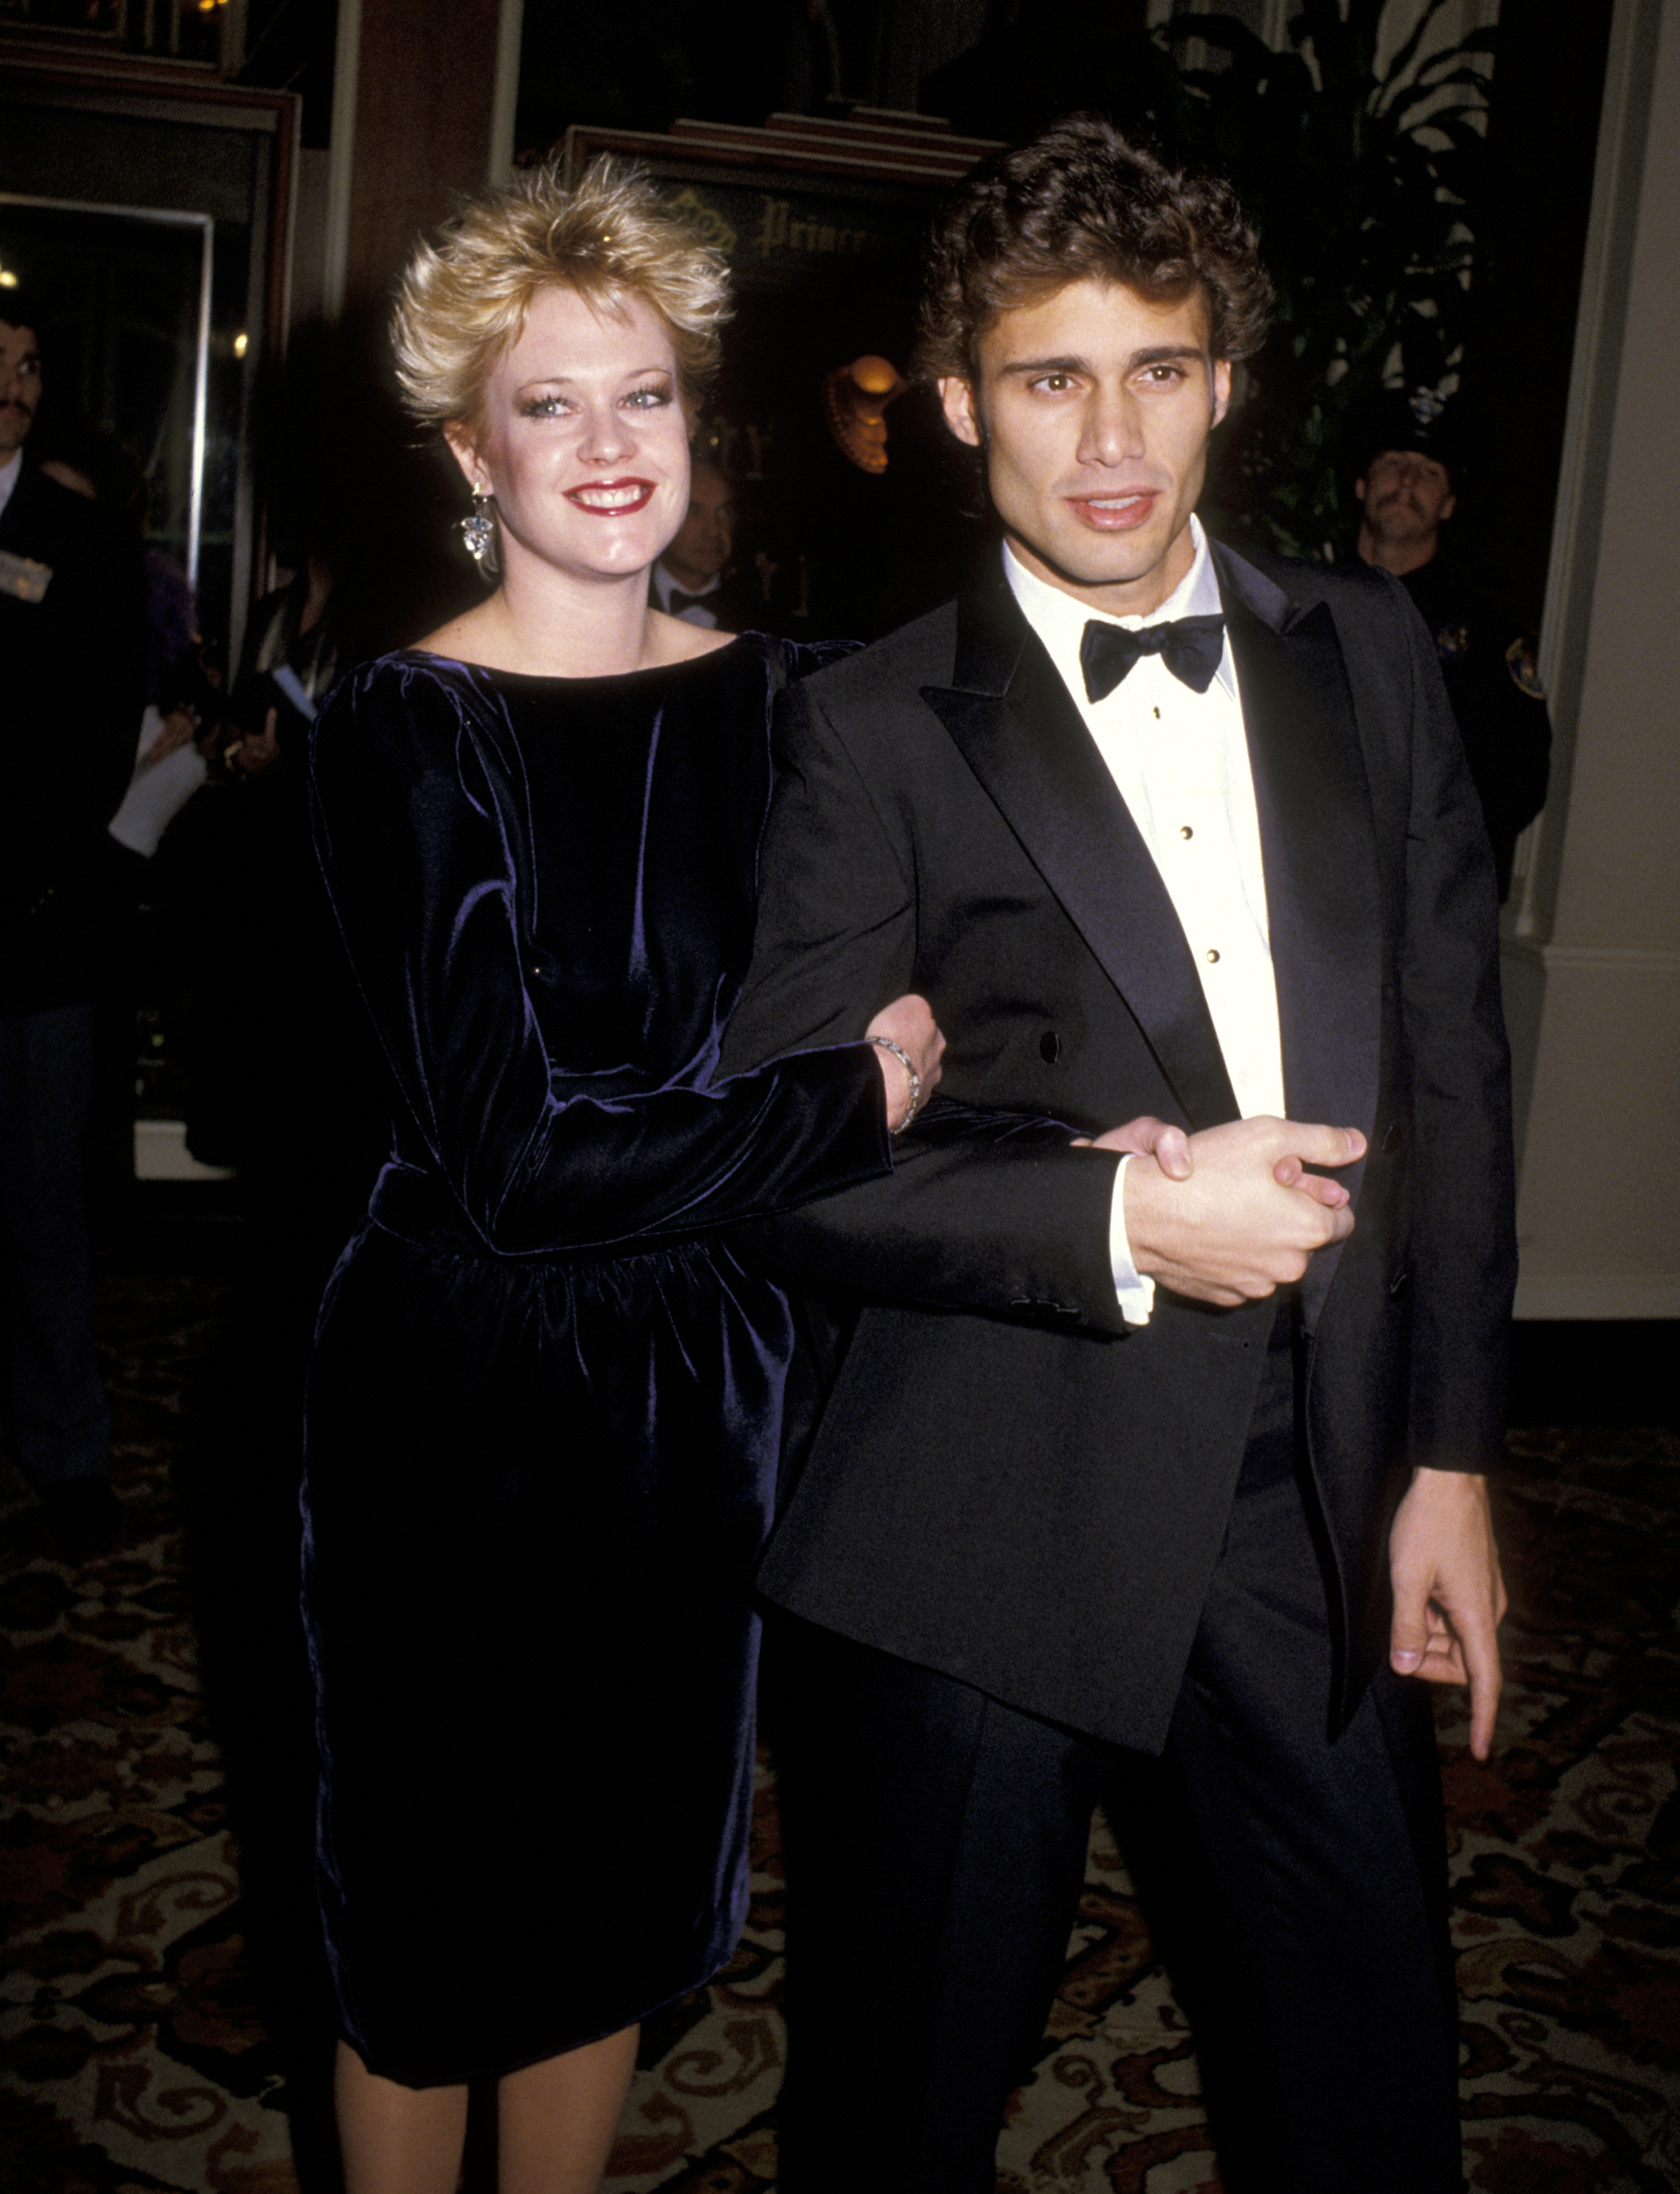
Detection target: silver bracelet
<box><xmin>869</xmin><ymin>1035</ymin><xmax>921</xmax><ymax>1133</ymax></box>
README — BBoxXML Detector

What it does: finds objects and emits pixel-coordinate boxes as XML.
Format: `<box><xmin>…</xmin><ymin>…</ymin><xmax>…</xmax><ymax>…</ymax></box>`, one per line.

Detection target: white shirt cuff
<box><xmin>1110</xmin><ymin>1153</ymin><xmax>1156</xmax><ymax>1328</ymax></box>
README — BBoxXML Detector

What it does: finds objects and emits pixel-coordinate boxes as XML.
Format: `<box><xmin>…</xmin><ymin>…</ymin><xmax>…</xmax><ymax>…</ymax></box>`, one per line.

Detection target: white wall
<box><xmin>1505</xmin><ymin>0</ymin><xmax>1680</xmax><ymax>1317</ymax></box>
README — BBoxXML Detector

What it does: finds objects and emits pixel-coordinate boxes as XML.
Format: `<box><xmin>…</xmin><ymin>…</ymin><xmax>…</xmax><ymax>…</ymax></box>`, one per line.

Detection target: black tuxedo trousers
<box><xmin>767</xmin><ymin>1321</ymin><xmax>1463</xmax><ymax>2194</ymax></box>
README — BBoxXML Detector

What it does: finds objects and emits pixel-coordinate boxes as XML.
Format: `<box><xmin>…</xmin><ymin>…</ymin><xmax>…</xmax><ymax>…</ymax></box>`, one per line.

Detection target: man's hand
<box><xmin>1389</xmin><ymin>1466</ymin><xmax>1507</xmax><ymax>1760</ymax></box>
<box><xmin>1080</xmin><ymin>1115</ymin><xmax>1356</xmax><ymax>1214</ymax></box>
<box><xmin>146</xmin><ymin>706</ymin><xmax>198</xmax><ymax>765</ymax></box>
<box><xmin>1118</xmin><ymin>1115</ymin><xmax>1366</xmax><ymax>1306</ymax></box>
<box><xmin>1071</xmin><ymin>1113</ymin><xmax>1192</xmax><ymax>1175</ymax></box>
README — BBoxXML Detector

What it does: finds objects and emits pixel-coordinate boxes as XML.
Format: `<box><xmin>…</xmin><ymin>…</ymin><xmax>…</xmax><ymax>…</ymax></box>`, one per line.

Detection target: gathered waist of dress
<box><xmin>364</xmin><ymin>1157</ymin><xmax>716</xmax><ymax>1270</ymax></box>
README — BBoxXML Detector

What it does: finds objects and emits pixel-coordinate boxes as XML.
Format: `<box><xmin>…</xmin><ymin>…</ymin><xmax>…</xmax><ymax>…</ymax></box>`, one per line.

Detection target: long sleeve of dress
<box><xmin>309</xmin><ymin>656</ymin><xmax>892</xmax><ymax>1258</ymax></box>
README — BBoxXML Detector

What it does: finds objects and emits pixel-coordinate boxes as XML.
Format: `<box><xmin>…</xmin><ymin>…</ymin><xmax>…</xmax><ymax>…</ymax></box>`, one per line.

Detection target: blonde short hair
<box><xmin>392</xmin><ymin>157</ymin><xmax>731</xmax><ymax>437</ymax></box>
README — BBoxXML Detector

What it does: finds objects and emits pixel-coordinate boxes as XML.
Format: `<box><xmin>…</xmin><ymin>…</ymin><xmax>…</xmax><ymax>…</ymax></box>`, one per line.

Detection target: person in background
<box><xmin>222</xmin><ymin>546</ymin><xmax>341</xmax><ymax>780</ymax></box>
<box><xmin>648</xmin><ymin>456</ymin><xmax>750</xmax><ymax>626</ymax></box>
<box><xmin>1351</xmin><ymin>393</ymin><xmax>1551</xmax><ymax>900</ymax></box>
<box><xmin>176</xmin><ymin>533</ymin><xmax>388</xmax><ymax>1278</ymax></box>
<box><xmin>0</xmin><ymin>290</ymin><xmax>146</xmax><ymax>1558</ymax></box>
<box><xmin>35</xmin><ymin>418</ymin><xmax>221</xmax><ymax>1221</ymax></box>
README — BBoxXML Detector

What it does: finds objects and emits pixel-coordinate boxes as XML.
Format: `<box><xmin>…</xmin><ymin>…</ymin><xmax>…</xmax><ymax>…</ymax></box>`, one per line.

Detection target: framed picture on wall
<box><xmin>561</xmin><ymin>111</ymin><xmax>1000</xmax><ymax>640</ymax></box>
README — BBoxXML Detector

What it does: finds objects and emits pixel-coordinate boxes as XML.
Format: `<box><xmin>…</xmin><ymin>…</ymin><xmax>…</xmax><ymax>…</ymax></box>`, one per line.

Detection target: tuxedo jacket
<box><xmin>0</xmin><ymin>463</ymin><xmax>146</xmax><ymax>1015</ymax></box>
<box><xmin>720</xmin><ymin>538</ymin><xmax>1517</xmax><ymax>1754</ymax></box>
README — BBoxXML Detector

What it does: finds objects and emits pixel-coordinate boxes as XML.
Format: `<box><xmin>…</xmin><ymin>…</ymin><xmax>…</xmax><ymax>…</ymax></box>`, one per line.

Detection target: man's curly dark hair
<box><xmin>916</xmin><ymin>116</ymin><xmax>1273</xmax><ymax>383</ymax></box>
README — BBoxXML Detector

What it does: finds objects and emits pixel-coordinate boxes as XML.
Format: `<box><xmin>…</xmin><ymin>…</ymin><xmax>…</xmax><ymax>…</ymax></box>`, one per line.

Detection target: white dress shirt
<box><xmin>0</xmin><ymin>448</ymin><xmax>22</xmax><ymax>520</ymax></box>
<box><xmin>651</xmin><ymin>560</ymin><xmax>722</xmax><ymax>627</ymax></box>
<box><xmin>1003</xmin><ymin>518</ymin><xmax>1286</xmax><ymax>1324</ymax></box>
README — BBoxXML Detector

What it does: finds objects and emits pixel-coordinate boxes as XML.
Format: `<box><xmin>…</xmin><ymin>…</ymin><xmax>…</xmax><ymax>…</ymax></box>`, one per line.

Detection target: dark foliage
<box><xmin>1161</xmin><ymin>0</ymin><xmax>1497</xmax><ymax>558</ymax></box>
<box><xmin>927</xmin><ymin>0</ymin><xmax>1499</xmax><ymax>560</ymax></box>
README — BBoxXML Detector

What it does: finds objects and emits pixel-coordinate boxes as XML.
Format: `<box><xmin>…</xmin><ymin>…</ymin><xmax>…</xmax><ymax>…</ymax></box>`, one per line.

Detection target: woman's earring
<box><xmin>459</xmin><ymin>486</ymin><xmax>497</xmax><ymax>574</ymax></box>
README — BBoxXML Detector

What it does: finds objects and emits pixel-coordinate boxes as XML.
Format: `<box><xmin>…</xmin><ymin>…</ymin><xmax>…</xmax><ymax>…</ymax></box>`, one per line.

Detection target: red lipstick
<box><xmin>563</xmin><ymin>477</ymin><xmax>655</xmax><ymax>516</ymax></box>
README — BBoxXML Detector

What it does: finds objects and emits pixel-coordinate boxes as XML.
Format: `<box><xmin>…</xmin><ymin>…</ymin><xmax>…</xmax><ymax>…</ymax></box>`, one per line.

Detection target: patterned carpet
<box><xmin>2</xmin><ymin>1268</ymin><xmax>1676</xmax><ymax>2193</ymax></box>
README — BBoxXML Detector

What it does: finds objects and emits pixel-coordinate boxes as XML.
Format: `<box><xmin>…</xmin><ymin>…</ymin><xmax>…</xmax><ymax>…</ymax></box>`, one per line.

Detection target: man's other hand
<box><xmin>1390</xmin><ymin>1466</ymin><xmax>1507</xmax><ymax>1760</ymax></box>
<box><xmin>1081</xmin><ymin>1115</ymin><xmax>1358</xmax><ymax>1214</ymax></box>
<box><xmin>1074</xmin><ymin>1114</ymin><xmax>1192</xmax><ymax>1175</ymax></box>
<box><xmin>1119</xmin><ymin>1116</ymin><xmax>1366</xmax><ymax>1306</ymax></box>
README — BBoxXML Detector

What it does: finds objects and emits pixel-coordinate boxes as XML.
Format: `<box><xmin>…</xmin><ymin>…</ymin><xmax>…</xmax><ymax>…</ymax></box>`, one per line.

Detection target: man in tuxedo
<box><xmin>649</xmin><ymin>459</ymin><xmax>750</xmax><ymax>627</ymax></box>
<box><xmin>720</xmin><ymin>118</ymin><xmax>1514</xmax><ymax>2192</ymax></box>
<box><xmin>0</xmin><ymin>297</ymin><xmax>146</xmax><ymax>1557</ymax></box>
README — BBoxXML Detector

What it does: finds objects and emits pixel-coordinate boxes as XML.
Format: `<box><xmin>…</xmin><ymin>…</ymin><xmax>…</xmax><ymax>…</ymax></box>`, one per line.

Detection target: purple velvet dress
<box><xmin>301</xmin><ymin>636</ymin><xmax>889</xmax><ymax>2086</ymax></box>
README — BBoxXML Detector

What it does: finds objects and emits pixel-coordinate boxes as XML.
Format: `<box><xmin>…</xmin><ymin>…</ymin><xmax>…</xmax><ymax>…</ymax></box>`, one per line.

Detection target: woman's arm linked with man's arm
<box><xmin>720</xmin><ymin>681</ymin><xmax>1363</xmax><ymax>1329</ymax></box>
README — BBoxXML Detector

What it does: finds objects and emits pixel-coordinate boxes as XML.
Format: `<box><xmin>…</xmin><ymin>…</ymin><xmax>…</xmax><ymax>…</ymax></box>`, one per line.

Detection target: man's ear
<box><xmin>442</xmin><ymin>421</ymin><xmax>485</xmax><ymax>494</ymax></box>
<box><xmin>1439</xmin><ymin>488</ymin><xmax>1458</xmax><ymax>524</ymax></box>
<box><xmin>1210</xmin><ymin>357</ymin><xmax>1232</xmax><ymax>432</ymax></box>
<box><xmin>1355</xmin><ymin>474</ymin><xmax>1367</xmax><ymax>501</ymax></box>
<box><xmin>938</xmin><ymin>375</ymin><xmax>982</xmax><ymax>449</ymax></box>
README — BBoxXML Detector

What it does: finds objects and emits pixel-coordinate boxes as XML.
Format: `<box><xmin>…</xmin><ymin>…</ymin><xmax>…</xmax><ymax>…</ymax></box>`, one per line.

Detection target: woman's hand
<box><xmin>147</xmin><ymin>707</ymin><xmax>199</xmax><ymax>766</ymax></box>
<box><xmin>865</xmin><ymin>992</ymin><xmax>945</xmax><ymax>1132</ymax></box>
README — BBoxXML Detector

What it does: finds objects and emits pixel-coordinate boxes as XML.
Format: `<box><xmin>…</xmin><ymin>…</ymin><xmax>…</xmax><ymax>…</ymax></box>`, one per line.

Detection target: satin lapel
<box><xmin>922</xmin><ymin>581</ymin><xmax>1238</xmax><ymax>1130</ymax></box>
<box><xmin>1217</xmin><ymin>548</ymin><xmax>1382</xmax><ymax>1322</ymax></box>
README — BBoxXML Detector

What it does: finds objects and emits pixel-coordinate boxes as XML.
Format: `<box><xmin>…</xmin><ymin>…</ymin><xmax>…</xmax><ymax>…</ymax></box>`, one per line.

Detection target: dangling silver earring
<box><xmin>459</xmin><ymin>486</ymin><xmax>497</xmax><ymax>574</ymax></box>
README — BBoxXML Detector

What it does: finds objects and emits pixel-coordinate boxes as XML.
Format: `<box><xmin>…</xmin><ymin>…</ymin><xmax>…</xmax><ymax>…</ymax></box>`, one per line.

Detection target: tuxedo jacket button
<box><xmin>1039</xmin><ymin>1031</ymin><xmax>1061</xmax><ymax>1064</ymax></box>
<box><xmin>1382</xmin><ymin>1121</ymin><xmax>1404</xmax><ymax>1153</ymax></box>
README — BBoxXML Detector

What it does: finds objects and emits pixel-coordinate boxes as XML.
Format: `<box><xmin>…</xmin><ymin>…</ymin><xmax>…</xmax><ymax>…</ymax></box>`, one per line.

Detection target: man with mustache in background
<box><xmin>0</xmin><ymin>290</ymin><xmax>146</xmax><ymax>1559</ymax></box>
<box><xmin>1353</xmin><ymin>393</ymin><xmax>1551</xmax><ymax>900</ymax></box>
<box><xmin>721</xmin><ymin>118</ymin><xmax>1515</xmax><ymax>2193</ymax></box>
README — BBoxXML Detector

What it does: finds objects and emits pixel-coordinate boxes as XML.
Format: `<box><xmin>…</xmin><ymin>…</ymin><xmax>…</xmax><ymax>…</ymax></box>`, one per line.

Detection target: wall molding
<box><xmin>1515</xmin><ymin>1273</ymin><xmax>1680</xmax><ymax>1321</ymax></box>
<box><xmin>1510</xmin><ymin>0</ymin><xmax>1666</xmax><ymax>944</ymax></box>
<box><xmin>320</xmin><ymin>0</ymin><xmax>362</xmax><ymax>319</ymax></box>
<box><xmin>487</xmin><ymin>0</ymin><xmax>523</xmax><ymax>185</ymax></box>
<box><xmin>1502</xmin><ymin>939</ymin><xmax>1680</xmax><ymax>977</ymax></box>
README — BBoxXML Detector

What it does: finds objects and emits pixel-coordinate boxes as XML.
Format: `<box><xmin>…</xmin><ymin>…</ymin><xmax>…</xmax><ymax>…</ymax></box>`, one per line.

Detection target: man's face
<box><xmin>939</xmin><ymin>277</ymin><xmax>1229</xmax><ymax>617</ymax></box>
<box><xmin>1355</xmin><ymin>448</ymin><xmax>1455</xmax><ymax>553</ymax></box>
<box><xmin>661</xmin><ymin>464</ymin><xmax>735</xmax><ymax>589</ymax></box>
<box><xmin>0</xmin><ymin>320</ymin><xmax>42</xmax><ymax>459</ymax></box>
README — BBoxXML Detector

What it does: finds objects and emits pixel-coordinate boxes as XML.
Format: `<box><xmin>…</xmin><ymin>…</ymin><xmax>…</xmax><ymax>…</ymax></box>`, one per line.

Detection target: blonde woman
<box><xmin>301</xmin><ymin>159</ymin><xmax>941</xmax><ymax>2193</ymax></box>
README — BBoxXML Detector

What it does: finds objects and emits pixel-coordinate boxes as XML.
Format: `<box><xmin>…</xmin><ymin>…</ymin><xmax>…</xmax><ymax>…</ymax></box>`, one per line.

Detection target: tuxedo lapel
<box><xmin>1215</xmin><ymin>544</ymin><xmax>1382</xmax><ymax>1319</ymax></box>
<box><xmin>920</xmin><ymin>566</ymin><xmax>1238</xmax><ymax>1130</ymax></box>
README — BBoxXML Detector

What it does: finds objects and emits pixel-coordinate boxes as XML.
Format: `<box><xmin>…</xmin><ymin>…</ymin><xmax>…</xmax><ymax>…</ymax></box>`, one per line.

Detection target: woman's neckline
<box><xmin>397</xmin><ymin>633</ymin><xmax>754</xmax><ymax>689</ymax></box>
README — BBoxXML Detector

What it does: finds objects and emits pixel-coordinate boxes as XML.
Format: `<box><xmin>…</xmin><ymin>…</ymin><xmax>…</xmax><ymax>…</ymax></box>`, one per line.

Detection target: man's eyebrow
<box><xmin>998</xmin><ymin>344</ymin><xmax>1207</xmax><ymax>378</ymax></box>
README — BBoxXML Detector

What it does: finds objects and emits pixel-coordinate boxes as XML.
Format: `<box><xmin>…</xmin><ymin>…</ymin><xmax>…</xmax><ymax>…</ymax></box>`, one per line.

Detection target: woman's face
<box><xmin>452</xmin><ymin>283</ymin><xmax>691</xmax><ymax>588</ymax></box>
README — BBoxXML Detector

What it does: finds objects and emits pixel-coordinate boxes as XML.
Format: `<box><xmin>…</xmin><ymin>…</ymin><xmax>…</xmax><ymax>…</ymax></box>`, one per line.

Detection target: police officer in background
<box><xmin>1352</xmin><ymin>395</ymin><xmax>1551</xmax><ymax>901</ymax></box>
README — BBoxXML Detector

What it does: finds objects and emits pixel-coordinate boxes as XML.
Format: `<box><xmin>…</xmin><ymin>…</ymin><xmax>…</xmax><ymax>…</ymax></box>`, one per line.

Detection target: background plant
<box><xmin>1151</xmin><ymin>0</ymin><xmax>1498</xmax><ymax>557</ymax></box>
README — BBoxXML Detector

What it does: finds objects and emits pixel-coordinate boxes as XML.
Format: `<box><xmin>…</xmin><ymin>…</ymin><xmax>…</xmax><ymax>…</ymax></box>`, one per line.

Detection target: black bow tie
<box><xmin>668</xmin><ymin>587</ymin><xmax>716</xmax><ymax>616</ymax></box>
<box><xmin>1080</xmin><ymin>614</ymin><xmax>1226</xmax><ymax>702</ymax></box>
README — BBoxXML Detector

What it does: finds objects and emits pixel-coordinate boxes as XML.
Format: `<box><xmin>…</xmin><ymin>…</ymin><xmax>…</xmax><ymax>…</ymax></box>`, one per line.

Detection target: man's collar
<box><xmin>655</xmin><ymin>560</ymin><xmax>720</xmax><ymax>606</ymax></box>
<box><xmin>1003</xmin><ymin>513</ymin><xmax>1221</xmax><ymax>629</ymax></box>
<box><xmin>0</xmin><ymin>448</ymin><xmax>23</xmax><ymax>522</ymax></box>
<box><xmin>946</xmin><ymin>524</ymin><xmax>1311</xmax><ymax>698</ymax></box>
<box><xmin>1003</xmin><ymin>516</ymin><xmax>1236</xmax><ymax>701</ymax></box>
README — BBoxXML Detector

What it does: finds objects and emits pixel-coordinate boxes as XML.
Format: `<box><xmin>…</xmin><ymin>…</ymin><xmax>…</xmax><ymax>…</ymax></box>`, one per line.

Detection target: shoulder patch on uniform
<box><xmin>1506</xmin><ymin>636</ymin><xmax>1546</xmax><ymax>700</ymax></box>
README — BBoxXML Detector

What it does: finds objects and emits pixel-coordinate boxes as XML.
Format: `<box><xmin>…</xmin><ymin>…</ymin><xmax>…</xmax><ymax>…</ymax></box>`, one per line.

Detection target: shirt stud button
<box><xmin>1180</xmin><ymin>826</ymin><xmax>1193</xmax><ymax>840</ymax></box>
<box><xmin>1205</xmin><ymin>948</ymin><xmax>1220</xmax><ymax>964</ymax></box>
